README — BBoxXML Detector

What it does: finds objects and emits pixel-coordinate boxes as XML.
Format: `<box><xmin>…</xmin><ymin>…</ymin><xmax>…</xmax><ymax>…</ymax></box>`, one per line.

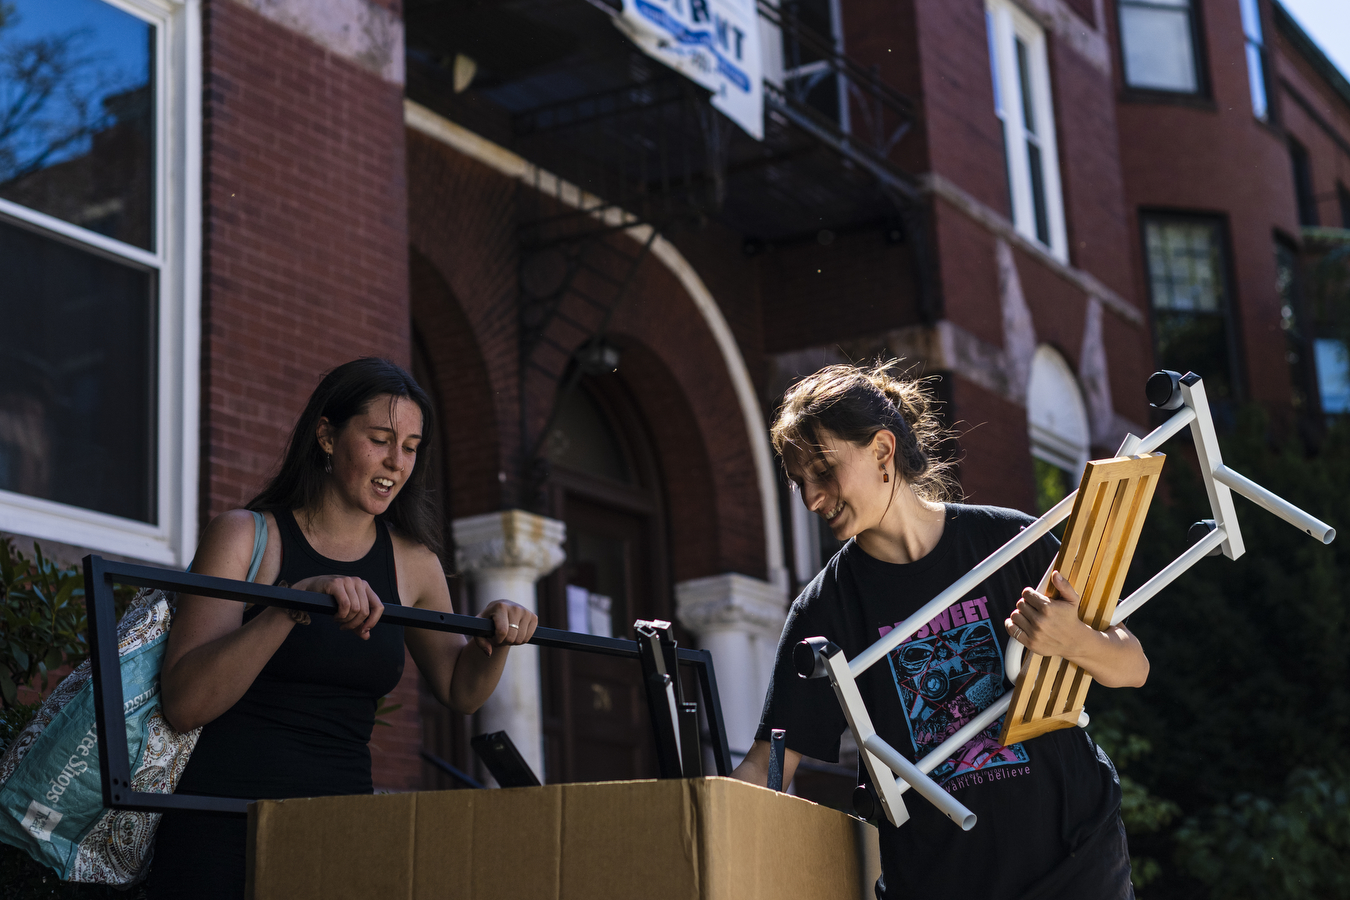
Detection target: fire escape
<box><xmin>405</xmin><ymin>0</ymin><xmax>926</xmax><ymax>499</ymax></box>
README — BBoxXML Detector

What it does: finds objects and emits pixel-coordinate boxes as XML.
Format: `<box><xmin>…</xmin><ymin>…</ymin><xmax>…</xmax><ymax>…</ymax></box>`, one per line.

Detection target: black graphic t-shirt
<box><xmin>757</xmin><ymin>504</ymin><xmax>1132</xmax><ymax>900</ymax></box>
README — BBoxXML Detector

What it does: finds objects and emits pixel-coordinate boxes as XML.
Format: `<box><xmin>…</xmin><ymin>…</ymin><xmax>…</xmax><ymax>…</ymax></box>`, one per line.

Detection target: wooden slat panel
<box><xmin>997</xmin><ymin>453</ymin><xmax>1165</xmax><ymax>746</ymax></box>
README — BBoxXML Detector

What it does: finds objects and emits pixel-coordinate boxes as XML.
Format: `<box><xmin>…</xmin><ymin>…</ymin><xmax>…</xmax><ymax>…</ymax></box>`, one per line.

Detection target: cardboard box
<box><xmin>247</xmin><ymin>776</ymin><xmax>867</xmax><ymax>900</ymax></box>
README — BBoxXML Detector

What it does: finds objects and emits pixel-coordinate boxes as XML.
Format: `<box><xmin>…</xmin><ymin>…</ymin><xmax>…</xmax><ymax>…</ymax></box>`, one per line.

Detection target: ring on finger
<box><xmin>509</xmin><ymin>623</ymin><xmax>520</xmax><ymax>630</ymax></box>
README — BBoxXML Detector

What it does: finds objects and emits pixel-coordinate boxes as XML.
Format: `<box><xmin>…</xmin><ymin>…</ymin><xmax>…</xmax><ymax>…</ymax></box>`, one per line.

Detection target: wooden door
<box><xmin>538</xmin><ymin>381</ymin><xmax>672</xmax><ymax>783</ymax></box>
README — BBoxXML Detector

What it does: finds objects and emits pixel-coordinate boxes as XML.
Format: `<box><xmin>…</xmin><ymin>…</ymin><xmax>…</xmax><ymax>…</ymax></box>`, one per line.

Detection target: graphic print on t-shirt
<box><xmin>880</xmin><ymin>596</ymin><xmax>1028</xmax><ymax>786</ymax></box>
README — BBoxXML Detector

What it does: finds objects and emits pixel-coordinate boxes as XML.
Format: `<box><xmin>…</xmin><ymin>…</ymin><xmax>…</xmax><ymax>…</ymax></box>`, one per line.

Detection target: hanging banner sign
<box><xmin>615</xmin><ymin>0</ymin><xmax>764</xmax><ymax>140</ymax></box>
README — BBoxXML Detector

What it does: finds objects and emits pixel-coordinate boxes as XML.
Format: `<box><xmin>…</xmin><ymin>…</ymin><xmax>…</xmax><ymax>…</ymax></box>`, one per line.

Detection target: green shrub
<box><xmin>1090</xmin><ymin>410</ymin><xmax>1350</xmax><ymax>898</ymax></box>
<box><xmin>1</xmin><ymin>540</ymin><xmax>91</xmax><ymax>712</ymax></box>
<box><xmin>1</xmin><ymin>540</ymin><xmax>143</xmax><ymax>898</ymax></box>
<box><xmin>1174</xmin><ymin>767</ymin><xmax>1350</xmax><ymax>900</ymax></box>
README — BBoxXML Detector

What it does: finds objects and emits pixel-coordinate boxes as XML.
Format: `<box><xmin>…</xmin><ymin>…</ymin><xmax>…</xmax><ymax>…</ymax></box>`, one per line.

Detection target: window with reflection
<box><xmin>0</xmin><ymin>0</ymin><xmax>154</xmax><ymax>247</ymax></box>
<box><xmin>0</xmin><ymin>0</ymin><xmax>163</xmax><ymax>526</ymax></box>
<box><xmin>1143</xmin><ymin>215</ymin><xmax>1239</xmax><ymax>403</ymax></box>
<box><xmin>1239</xmin><ymin>0</ymin><xmax>1269</xmax><ymax>120</ymax></box>
<box><xmin>1315</xmin><ymin>339</ymin><xmax>1349</xmax><ymax>416</ymax></box>
<box><xmin>1118</xmin><ymin>0</ymin><xmax>1201</xmax><ymax>94</ymax></box>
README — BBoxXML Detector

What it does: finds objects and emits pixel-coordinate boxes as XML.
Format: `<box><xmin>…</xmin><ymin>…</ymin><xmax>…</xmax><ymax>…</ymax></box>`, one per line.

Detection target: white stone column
<box><xmin>452</xmin><ymin>509</ymin><xmax>566</xmax><ymax>782</ymax></box>
<box><xmin>675</xmin><ymin>573</ymin><xmax>788</xmax><ymax>763</ymax></box>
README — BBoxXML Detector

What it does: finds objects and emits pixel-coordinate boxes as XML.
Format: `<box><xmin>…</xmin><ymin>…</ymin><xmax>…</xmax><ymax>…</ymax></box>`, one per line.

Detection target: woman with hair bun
<box><xmin>147</xmin><ymin>358</ymin><xmax>537</xmax><ymax>899</ymax></box>
<box><xmin>733</xmin><ymin>361</ymin><xmax>1145</xmax><ymax>899</ymax></box>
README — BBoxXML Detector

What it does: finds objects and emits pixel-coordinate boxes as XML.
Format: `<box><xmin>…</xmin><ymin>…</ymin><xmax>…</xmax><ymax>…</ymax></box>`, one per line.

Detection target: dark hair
<box><xmin>248</xmin><ymin>358</ymin><xmax>441</xmax><ymax>553</ymax></box>
<box><xmin>771</xmin><ymin>360</ymin><xmax>956</xmax><ymax>502</ymax></box>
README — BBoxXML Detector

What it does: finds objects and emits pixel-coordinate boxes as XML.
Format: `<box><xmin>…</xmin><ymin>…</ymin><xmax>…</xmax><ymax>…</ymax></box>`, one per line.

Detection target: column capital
<box><xmin>675</xmin><ymin>572</ymin><xmax>787</xmax><ymax>638</ymax></box>
<box><xmin>452</xmin><ymin>509</ymin><xmax>566</xmax><ymax>580</ymax></box>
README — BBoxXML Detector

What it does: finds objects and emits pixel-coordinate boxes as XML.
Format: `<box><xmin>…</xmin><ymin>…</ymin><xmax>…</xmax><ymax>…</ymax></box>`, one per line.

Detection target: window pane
<box><xmin>0</xmin><ymin>0</ymin><xmax>155</xmax><ymax>250</ymax></box>
<box><xmin>786</xmin><ymin>67</ymin><xmax>841</xmax><ymax>122</ymax></box>
<box><xmin>1027</xmin><ymin>141</ymin><xmax>1050</xmax><ymax>245</ymax></box>
<box><xmin>1153</xmin><ymin>310</ymin><xmax>1234</xmax><ymax>399</ymax></box>
<box><xmin>1120</xmin><ymin>6</ymin><xmax>1198</xmax><ymax>93</ymax></box>
<box><xmin>1239</xmin><ymin>0</ymin><xmax>1263</xmax><ymax>43</ymax></box>
<box><xmin>986</xmin><ymin>11</ymin><xmax>1002</xmax><ymax>116</ymax></box>
<box><xmin>1245</xmin><ymin>44</ymin><xmax>1268</xmax><ymax>120</ymax></box>
<box><xmin>1315</xmin><ymin>339</ymin><xmax>1350</xmax><ymax>415</ymax></box>
<box><xmin>0</xmin><ymin>218</ymin><xmax>156</xmax><ymax>521</ymax></box>
<box><xmin>1145</xmin><ymin>220</ymin><xmax>1222</xmax><ymax>312</ymax></box>
<box><xmin>781</xmin><ymin>0</ymin><xmax>835</xmax><ymax>65</ymax></box>
<box><xmin>1145</xmin><ymin>218</ymin><xmax>1234</xmax><ymax>400</ymax></box>
<box><xmin>1015</xmin><ymin>37</ymin><xmax>1036</xmax><ymax>135</ymax></box>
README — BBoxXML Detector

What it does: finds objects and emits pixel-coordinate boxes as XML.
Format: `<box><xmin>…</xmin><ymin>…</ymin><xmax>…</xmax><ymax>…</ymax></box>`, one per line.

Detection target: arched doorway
<box><xmin>1027</xmin><ymin>345</ymin><xmax>1090</xmax><ymax>514</ymax></box>
<box><xmin>537</xmin><ymin>376</ymin><xmax>673</xmax><ymax>783</ymax></box>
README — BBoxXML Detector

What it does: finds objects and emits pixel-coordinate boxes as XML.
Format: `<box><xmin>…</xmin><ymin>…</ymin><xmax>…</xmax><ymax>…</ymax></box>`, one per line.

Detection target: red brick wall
<box><xmin>410</xmin><ymin>248</ymin><xmax>504</xmax><ymax>521</ymax></box>
<box><xmin>1274</xmin><ymin>30</ymin><xmax>1350</xmax><ymax>228</ymax></box>
<box><xmin>200</xmin><ymin>0</ymin><xmax>411</xmax><ymax>519</ymax></box>
<box><xmin>913</xmin><ymin>0</ymin><xmax>1011</xmax><ymax>221</ymax></box>
<box><xmin>841</xmin><ymin>0</ymin><xmax>930</xmax><ymax>177</ymax></box>
<box><xmin>200</xmin><ymin>0</ymin><xmax>416</xmax><ymax>787</ymax></box>
<box><xmin>761</xmin><ymin>230</ymin><xmax>922</xmax><ymax>354</ymax></box>
<box><xmin>1109</xmin><ymin>0</ymin><xmax>1298</xmax><ymax>414</ymax></box>
<box><xmin>1049</xmin><ymin>41</ymin><xmax>1135</xmax><ymax>301</ymax></box>
<box><xmin>609</xmin><ymin>251</ymin><xmax>768</xmax><ymax>580</ymax></box>
<box><xmin>950</xmin><ymin>375</ymin><xmax>1037</xmax><ymax>513</ymax></box>
<box><xmin>406</xmin><ymin>132</ymin><xmax>523</xmax><ymax>505</ymax></box>
<box><xmin>932</xmin><ymin>206</ymin><xmax>1003</xmax><ymax>349</ymax></box>
<box><xmin>406</xmin><ymin>131</ymin><xmax>771</xmax><ymax>580</ymax></box>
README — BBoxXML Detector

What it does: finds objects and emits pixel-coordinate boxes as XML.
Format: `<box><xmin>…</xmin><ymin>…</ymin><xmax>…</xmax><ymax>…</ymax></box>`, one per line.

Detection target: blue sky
<box><xmin>1279</xmin><ymin>0</ymin><xmax>1350</xmax><ymax>83</ymax></box>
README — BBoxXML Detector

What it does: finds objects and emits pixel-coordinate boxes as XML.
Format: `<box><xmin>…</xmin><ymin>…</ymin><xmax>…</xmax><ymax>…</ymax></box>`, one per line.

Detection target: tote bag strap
<box><xmin>186</xmin><ymin>510</ymin><xmax>268</xmax><ymax>581</ymax></box>
<box><xmin>243</xmin><ymin>510</ymin><xmax>268</xmax><ymax>582</ymax></box>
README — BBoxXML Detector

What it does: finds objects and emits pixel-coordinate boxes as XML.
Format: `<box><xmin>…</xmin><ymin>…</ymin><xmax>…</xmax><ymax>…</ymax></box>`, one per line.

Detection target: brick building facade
<box><xmin>1</xmin><ymin>0</ymin><xmax>1346</xmax><ymax>806</ymax></box>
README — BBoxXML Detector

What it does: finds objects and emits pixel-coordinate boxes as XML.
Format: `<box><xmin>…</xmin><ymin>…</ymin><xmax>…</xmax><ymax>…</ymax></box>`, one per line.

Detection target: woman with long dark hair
<box><xmin>147</xmin><ymin>358</ymin><xmax>536</xmax><ymax>898</ymax></box>
<box><xmin>734</xmin><ymin>362</ymin><xmax>1146</xmax><ymax>899</ymax></box>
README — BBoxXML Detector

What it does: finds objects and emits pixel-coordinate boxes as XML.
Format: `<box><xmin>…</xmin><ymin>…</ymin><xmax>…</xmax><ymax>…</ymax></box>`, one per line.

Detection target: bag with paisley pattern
<box><xmin>0</xmin><ymin>511</ymin><xmax>267</xmax><ymax>883</ymax></box>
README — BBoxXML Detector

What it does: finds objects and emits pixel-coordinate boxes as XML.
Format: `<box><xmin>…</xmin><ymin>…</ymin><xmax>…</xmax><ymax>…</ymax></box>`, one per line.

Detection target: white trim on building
<box><xmin>987</xmin><ymin>0</ymin><xmax>1069</xmax><ymax>262</ymax></box>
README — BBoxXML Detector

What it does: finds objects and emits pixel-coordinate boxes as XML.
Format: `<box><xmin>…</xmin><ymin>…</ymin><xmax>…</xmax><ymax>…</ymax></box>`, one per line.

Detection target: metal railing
<box><xmin>82</xmin><ymin>556</ymin><xmax>733</xmax><ymax>816</ymax></box>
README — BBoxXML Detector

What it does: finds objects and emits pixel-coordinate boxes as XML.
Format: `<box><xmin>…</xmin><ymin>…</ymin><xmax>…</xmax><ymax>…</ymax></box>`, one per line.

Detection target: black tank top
<box><xmin>174</xmin><ymin>509</ymin><xmax>406</xmax><ymax>800</ymax></box>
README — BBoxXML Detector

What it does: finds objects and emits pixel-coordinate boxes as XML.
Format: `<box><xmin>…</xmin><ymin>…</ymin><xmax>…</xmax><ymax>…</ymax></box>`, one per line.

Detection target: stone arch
<box><xmin>404</xmin><ymin>108</ymin><xmax>783</xmax><ymax>588</ymax></box>
<box><xmin>409</xmin><ymin>246</ymin><xmax>502</xmax><ymax>522</ymax></box>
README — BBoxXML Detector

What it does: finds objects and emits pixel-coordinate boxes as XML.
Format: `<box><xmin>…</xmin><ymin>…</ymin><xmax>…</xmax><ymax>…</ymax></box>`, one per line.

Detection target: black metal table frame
<box><xmin>82</xmin><ymin>555</ymin><xmax>733</xmax><ymax>816</ymax></box>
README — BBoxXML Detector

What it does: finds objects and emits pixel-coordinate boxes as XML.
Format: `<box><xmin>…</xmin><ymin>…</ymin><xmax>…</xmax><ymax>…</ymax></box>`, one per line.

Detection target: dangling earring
<box><xmin>324</xmin><ymin>453</ymin><xmax>333</xmax><ymax>475</ymax></box>
<box><xmin>882</xmin><ymin>471</ymin><xmax>889</xmax><ymax>483</ymax></box>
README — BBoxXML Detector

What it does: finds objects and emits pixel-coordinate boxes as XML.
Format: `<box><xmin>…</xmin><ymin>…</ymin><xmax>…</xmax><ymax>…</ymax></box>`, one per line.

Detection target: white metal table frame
<box><xmin>795</xmin><ymin>371</ymin><xmax>1337</xmax><ymax>830</ymax></box>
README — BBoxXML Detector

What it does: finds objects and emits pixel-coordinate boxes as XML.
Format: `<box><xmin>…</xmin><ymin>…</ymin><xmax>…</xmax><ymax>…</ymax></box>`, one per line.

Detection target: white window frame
<box><xmin>1238</xmin><ymin>0</ymin><xmax>1269</xmax><ymax>121</ymax></box>
<box><xmin>0</xmin><ymin>0</ymin><xmax>201</xmax><ymax>566</ymax></box>
<box><xmin>986</xmin><ymin>0</ymin><xmax>1068</xmax><ymax>262</ymax></box>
